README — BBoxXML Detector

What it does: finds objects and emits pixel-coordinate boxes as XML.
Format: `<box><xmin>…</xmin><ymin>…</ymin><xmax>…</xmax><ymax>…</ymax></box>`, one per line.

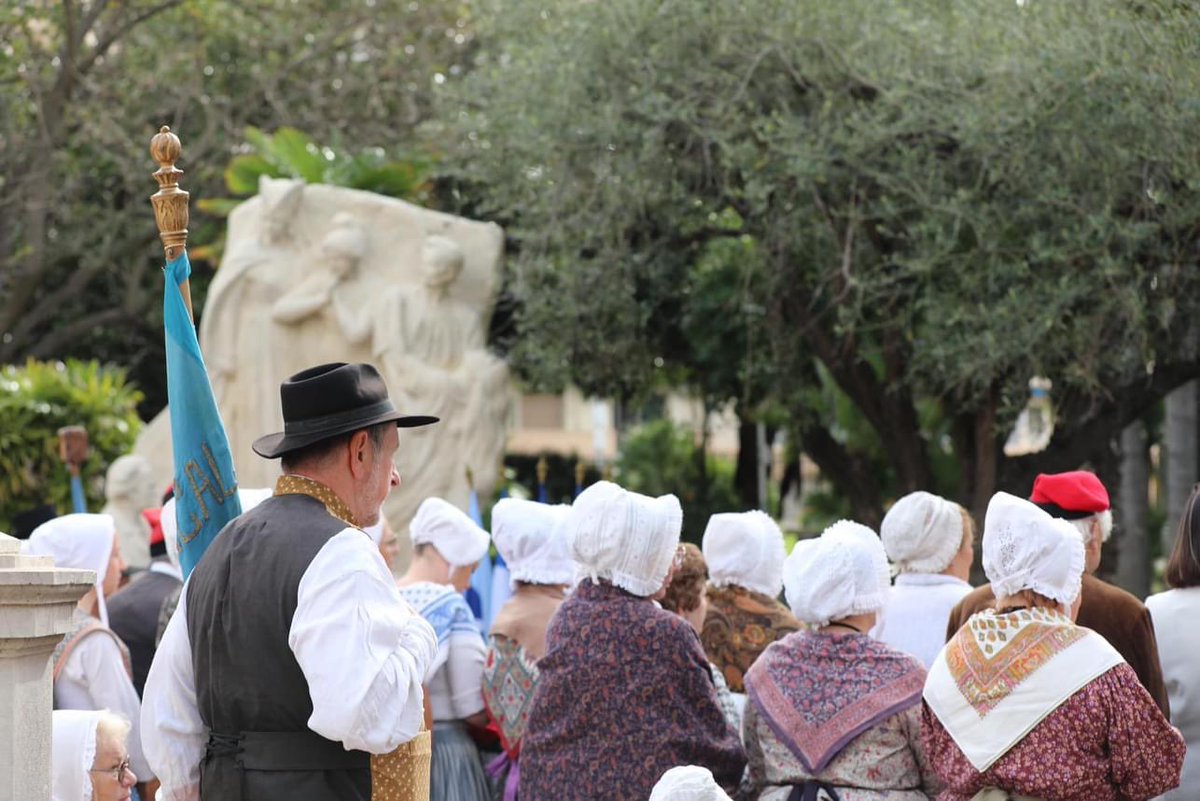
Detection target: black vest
<box><xmin>186</xmin><ymin>493</ymin><xmax>370</xmax><ymax>801</ymax></box>
<box><xmin>107</xmin><ymin>567</ymin><xmax>182</xmax><ymax>696</ymax></box>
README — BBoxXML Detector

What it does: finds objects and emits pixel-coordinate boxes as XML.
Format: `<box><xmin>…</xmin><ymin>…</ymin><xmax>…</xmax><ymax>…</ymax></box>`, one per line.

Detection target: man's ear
<box><xmin>347</xmin><ymin>430</ymin><xmax>371</xmax><ymax>478</ymax></box>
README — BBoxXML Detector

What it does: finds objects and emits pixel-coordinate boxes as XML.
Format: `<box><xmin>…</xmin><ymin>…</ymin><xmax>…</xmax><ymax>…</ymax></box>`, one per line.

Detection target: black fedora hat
<box><xmin>252</xmin><ymin>362</ymin><xmax>437</xmax><ymax>459</ymax></box>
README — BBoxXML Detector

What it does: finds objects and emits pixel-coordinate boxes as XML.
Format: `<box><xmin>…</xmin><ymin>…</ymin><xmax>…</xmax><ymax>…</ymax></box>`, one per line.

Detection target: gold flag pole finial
<box><xmin>574</xmin><ymin>460</ymin><xmax>586</xmax><ymax>488</ymax></box>
<box><xmin>150</xmin><ymin>125</ymin><xmax>193</xmax><ymax>317</ymax></box>
<box><xmin>536</xmin><ymin>456</ymin><xmax>549</xmax><ymax>486</ymax></box>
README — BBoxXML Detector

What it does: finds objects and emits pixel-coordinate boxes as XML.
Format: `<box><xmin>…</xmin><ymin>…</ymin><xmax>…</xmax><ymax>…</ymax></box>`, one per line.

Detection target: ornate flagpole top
<box><xmin>149</xmin><ymin>125</ymin><xmax>189</xmax><ymax>264</ymax></box>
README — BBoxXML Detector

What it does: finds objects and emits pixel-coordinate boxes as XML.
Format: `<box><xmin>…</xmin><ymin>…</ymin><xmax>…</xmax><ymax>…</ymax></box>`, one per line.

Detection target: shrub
<box><xmin>616</xmin><ymin>419</ymin><xmax>740</xmax><ymax>544</ymax></box>
<box><xmin>0</xmin><ymin>359</ymin><xmax>143</xmax><ymax>531</ymax></box>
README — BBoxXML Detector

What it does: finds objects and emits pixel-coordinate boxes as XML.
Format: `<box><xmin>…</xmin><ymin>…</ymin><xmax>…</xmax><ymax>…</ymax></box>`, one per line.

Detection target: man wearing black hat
<box><xmin>142</xmin><ymin>363</ymin><xmax>439</xmax><ymax>801</ymax></box>
<box><xmin>945</xmin><ymin>471</ymin><xmax>1169</xmax><ymax>715</ymax></box>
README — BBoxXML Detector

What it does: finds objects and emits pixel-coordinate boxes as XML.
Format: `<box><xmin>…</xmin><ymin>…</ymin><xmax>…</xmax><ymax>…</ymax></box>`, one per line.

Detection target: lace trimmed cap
<box><xmin>568</xmin><ymin>480</ymin><xmax>683</xmax><ymax>597</ymax></box>
<box><xmin>52</xmin><ymin>709</ymin><xmax>105</xmax><ymax>801</ymax></box>
<box><xmin>982</xmin><ymin>491</ymin><xmax>1085</xmax><ymax>606</ymax></box>
<box><xmin>783</xmin><ymin>520</ymin><xmax>889</xmax><ymax>626</ymax></box>
<box><xmin>409</xmin><ymin>496</ymin><xmax>491</xmax><ymax>568</ymax></box>
<box><xmin>881</xmin><ymin>491</ymin><xmax>965</xmax><ymax>575</ymax></box>
<box><xmin>492</xmin><ymin>498</ymin><xmax>574</xmax><ymax>588</ymax></box>
<box><xmin>649</xmin><ymin>766</ymin><xmax>732</xmax><ymax>801</ymax></box>
<box><xmin>701</xmin><ymin>510</ymin><xmax>787</xmax><ymax>597</ymax></box>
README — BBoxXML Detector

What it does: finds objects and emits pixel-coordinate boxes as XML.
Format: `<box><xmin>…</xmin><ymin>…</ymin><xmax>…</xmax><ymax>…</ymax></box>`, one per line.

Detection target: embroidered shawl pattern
<box><xmin>924</xmin><ymin>607</ymin><xmax>1126</xmax><ymax>772</ymax></box>
<box><xmin>946</xmin><ymin>607</ymin><xmax>1085</xmax><ymax>716</ymax></box>
<box><xmin>702</xmin><ymin>584</ymin><xmax>802</xmax><ymax>693</ymax></box>
<box><xmin>483</xmin><ymin>637</ymin><xmax>540</xmax><ymax>758</ymax></box>
<box><xmin>745</xmin><ymin>631</ymin><xmax>926</xmax><ymax>774</ymax></box>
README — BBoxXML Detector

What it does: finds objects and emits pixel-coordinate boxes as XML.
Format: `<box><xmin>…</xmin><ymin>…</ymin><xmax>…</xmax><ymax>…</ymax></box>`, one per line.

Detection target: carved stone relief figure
<box><xmin>197</xmin><ymin>177</ymin><xmax>307</xmax><ymax>488</ymax></box>
<box><xmin>335</xmin><ymin>231</ymin><xmax>512</xmax><ymax>528</ymax></box>
<box><xmin>133</xmin><ymin>184</ymin><xmax>510</xmax><ymax>552</ymax></box>
<box><xmin>101</xmin><ymin>455</ymin><xmax>160</xmax><ymax>571</ymax></box>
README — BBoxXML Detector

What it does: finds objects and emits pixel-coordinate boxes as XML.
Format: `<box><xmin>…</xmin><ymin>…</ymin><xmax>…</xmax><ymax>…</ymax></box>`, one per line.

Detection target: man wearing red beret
<box><xmin>945</xmin><ymin>470</ymin><xmax>1170</xmax><ymax>715</ymax></box>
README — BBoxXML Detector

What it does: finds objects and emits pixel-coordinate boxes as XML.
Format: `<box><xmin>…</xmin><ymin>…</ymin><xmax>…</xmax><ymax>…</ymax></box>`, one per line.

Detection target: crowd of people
<box><xmin>16</xmin><ymin>361</ymin><xmax>1200</xmax><ymax>801</ymax></box>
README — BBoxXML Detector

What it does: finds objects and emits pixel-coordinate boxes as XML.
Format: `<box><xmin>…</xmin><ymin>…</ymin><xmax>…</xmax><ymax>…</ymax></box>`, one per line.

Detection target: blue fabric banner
<box><xmin>164</xmin><ymin>252</ymin><xmax>242</xmax><ymax>578</ymax></box>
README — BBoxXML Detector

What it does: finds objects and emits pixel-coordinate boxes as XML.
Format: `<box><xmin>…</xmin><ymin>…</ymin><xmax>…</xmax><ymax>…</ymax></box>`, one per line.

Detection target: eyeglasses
<box><xmin>90</xmin><ymin>758</ymin><xmax>132</xmax><ymax>784</ymax></box>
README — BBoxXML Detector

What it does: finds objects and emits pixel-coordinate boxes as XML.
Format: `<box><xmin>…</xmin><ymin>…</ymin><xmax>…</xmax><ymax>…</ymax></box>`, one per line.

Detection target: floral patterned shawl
<box><xmin>745</xmin><ymin>630</ymin><xmax>927</xmax><ymax>774</ymax></box>
<box><xmin>924</xmin><ymin>607</ymin><xmax>1124</xmax><ymax>772</ymax></box>
<box><xmin>701</xmin><ymin>584</ymin><xmax>802</xmax><ymax>693</ymax></box>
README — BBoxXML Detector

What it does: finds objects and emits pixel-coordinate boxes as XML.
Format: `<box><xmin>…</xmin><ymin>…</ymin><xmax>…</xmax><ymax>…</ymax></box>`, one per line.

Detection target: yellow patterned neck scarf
<box><xmin>274</xmin><ymin>475</ymin><xmax>359</xmax><ymax>529</ymax></box>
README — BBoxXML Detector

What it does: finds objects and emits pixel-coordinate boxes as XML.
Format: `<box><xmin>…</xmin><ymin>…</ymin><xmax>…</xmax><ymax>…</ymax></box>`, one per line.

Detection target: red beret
<box><xmin>1029</xmin><ymin>471</ymin><xmax>1110</xmax><ymax>520</ymax></box>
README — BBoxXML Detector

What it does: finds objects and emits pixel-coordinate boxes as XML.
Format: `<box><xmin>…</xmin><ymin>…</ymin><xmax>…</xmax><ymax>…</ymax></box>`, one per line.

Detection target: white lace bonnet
<box><xmin>409</xmin><ymin>496</ymin><xmax>491</xmax><ymax>568</ymax></box>
<box><xmin>701</xmin><ymin>510</ymin><xmax>787</xmax><ymax>597</ymax></box>
<box><xmin>782</xmin><ymin>520</ymin><xmax>890</xmax><ymax>626</ymax></box>
<box><xmin>982</xmin><ymin>491</ymin><xmax>1085</xmax><ymax>606</ymax></box>
<box><xmin>568</xmin><ymin>480</ymin><xmax>682</xmax><ymax>598</ymax></box>
<box><xmin>649</xmin><ymin>766</ymin><xmax>732</xmax><ymax>801</ymax></box>
<box><xmin>881</xmin><ymin>491</ymin><xmax>966</xmax><ymax>574</ymax></box>
<box><xmin>491</xmin><ymin>497</ymin><xmax>574</xmax><ymax>588</ymax></box>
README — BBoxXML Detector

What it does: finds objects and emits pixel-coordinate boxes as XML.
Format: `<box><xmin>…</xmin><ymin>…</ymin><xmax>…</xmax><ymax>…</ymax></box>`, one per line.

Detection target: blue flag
<box><xmin>164</xmin><ymin>252</ymin><xmax>242</xmax><ymax>579</ymax></box>
<box><xmin>465</xmin><ymin>486</ymin><xmax>493</xmax><ymax>631</ymax></box>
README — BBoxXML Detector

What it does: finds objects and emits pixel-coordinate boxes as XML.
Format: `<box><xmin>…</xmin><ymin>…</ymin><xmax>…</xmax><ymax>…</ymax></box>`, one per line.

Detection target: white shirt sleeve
<box><xmin>67</xmin><ymin>631</ymin><xmax>154</xmax><ymax>781</ymax></box>
<box><xmin>140</xmin><ymin>588</ymin><xmax>204</xmax><ymax>801</ymax></box>
<box><xmin>445</xmin><ymin>630</ymin><xmax>487</xmax><ymax>719</ymax></box>
<box><xmin>290</xmin><ymin>528</ymin><xmax>438</xmax><ymax>753</ymax></box>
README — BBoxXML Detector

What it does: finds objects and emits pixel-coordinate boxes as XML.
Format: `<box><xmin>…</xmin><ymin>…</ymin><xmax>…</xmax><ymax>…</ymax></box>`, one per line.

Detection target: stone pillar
<box><xmin>0</xmin><ymin>532</ymin><xmax>95</xmax><ymax>801</ymax></box>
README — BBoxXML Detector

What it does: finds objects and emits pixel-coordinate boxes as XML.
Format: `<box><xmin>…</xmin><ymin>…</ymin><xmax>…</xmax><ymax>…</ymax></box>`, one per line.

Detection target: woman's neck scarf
<box><xmin>745</xmin><ymin>630</ymin><xmax>926</xmax><ymax>774</ymax></box>
<box><xmin>924</xmin><ymin>607</ymin><xmax>1124</xmax><ymax>771</ymax></box>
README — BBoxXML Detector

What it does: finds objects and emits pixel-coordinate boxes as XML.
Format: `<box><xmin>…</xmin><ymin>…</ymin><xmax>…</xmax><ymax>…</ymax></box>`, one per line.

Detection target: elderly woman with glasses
<box><xmin>24</xmin><ymin>515</ymin><xmax>154</xmax><ymax>794</ymax></box>
<box><xmin>53</xmin><ymin>709</ymin><xmax>138</xmax><ymax>801</ymax></box>
<box><xmin>518</xmin><ymin>481</ymin><xmax>746</xmax><ymax>801</ymax></box>
<box><xmin>743</xmin><ymin>521</ymin><xmax>937</xmax><ymax>800</ymax></box>
<box><xmin>922</xmin><ymin>493</ymin><xmax>1185</xmax><ymax>800</ymax></box>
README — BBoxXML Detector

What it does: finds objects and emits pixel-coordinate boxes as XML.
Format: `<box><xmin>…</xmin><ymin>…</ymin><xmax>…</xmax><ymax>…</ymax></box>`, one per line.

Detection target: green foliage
<box><xmin>435</xmin><ymin>0</ymin><xmax>1200</xmax><ymax>519</ymax></box>
<box><xmin>615</xmin><ymin>420</ymin><xmax>740</xmax><ymax>543</ymax></box>
<box><xmin>0</xmin><ymin>360</ymin><xmax>143</xmax><ymax>531</ymax></box>
<box><xmin>0</xmin><ymin>0</ymin><xmax>474</xmax><ymax>415</ymax></box>
<box><xmin>210</xmin><ymin>126</ymin><xmax>433</xmax><ymax>200</ymax></box>
<box><xmin>193</xmin><ymin>125</ymin><xmax>435</xmax><ymax>263</ymax></box>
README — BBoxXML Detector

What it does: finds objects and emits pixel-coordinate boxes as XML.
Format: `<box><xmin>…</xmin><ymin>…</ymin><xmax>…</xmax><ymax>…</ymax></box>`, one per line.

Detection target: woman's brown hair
<box><xmin>662</xmin><ymin>542</ymin><xmax>708</xmax><ymax>614</ymax></box>
<box><xmin>1165</xmin><ymin>484</ymin><xmax>1200</xmax><ymax>589</ymax></box>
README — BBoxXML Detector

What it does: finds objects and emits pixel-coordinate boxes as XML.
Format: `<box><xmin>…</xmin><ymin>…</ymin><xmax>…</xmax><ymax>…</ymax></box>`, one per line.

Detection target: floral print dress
<box><xmin>518</xmin><ymin>579</ymin><xmax>746</xmax><ymax>801</ymax></box>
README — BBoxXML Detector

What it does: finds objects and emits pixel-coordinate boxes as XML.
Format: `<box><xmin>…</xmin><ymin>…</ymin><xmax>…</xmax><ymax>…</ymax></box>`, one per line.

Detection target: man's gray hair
<box><xmin>1069</xmin><ymin>509</ymin><xmax>1113</xmax><ymax>545</ymax></box>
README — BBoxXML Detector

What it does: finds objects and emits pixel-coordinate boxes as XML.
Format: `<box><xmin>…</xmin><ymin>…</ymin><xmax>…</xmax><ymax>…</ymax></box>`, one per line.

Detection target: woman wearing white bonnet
<box><xmin>481</xmin><ymin>498</ymin><xmax>574</xmax><ymax>799</ymax></box>
<box><xmin>700</xmin><ymin>511</ymin><xmax>801</xmax><ymax>695</ymax></box>
<box><xmin>52</xmin><ymin>709</ymin><xmax>138</xmax><ymax>801</ymax></box>
<box><xmin>922</xmin><ymin>492</ymin><xmax>1184</xmax><ymax>799</ymax></box>
<box><xmin>649</xmin><ymin>766</ymin><xmax>733</xmax><ymax>801</ymax></box>
<box><xmin>743</xmin><ymin>520</ymin><xmax>935</xmax><ymax>800</ymax></box>
<box><xmin>519</xmin><ymin>481</ymin><xmax>746</xmax><ymax>800</ymax></box>
<box><xmin>396</xmin><ymin>496</ymin><xmax>493</xmax><ymax>801</ymax></box>
<box><xmin>875</xmin><ymin>491</ymin><xmax>975</xmax><ymax>667</ymax></box>
<box><xmin>24</xmin><ymin>515</ymin><xmax>155</xmax><ymax>793</ymax></box>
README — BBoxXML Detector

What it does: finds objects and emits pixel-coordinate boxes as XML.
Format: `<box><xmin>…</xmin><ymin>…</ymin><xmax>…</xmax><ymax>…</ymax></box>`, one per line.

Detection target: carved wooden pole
<box><xmin>149</xmin><ymin>125</ymin><xmax>192</xmax><ymax>317</ymax></box>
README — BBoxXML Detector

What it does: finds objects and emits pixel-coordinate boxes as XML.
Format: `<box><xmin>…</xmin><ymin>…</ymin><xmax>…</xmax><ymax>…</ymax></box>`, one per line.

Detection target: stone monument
<box><xmin>134</xmin><ymin>180</ymin><xmax>512</xmax><ymax>550</ymax></box>
<box><xmin>101</xmin><ymin>455</ymin><xmax>160</xmax><ymax>571</ymax></box>
<box><xmin>0</xmin><ymin>532</ymin><xmax>94</xmax><ymax>800</ymax></box>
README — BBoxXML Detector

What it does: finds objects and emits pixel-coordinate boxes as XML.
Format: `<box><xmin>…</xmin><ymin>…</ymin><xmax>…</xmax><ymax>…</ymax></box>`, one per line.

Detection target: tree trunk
<box><xmin>1163</xmin><ymin>381</ymin><xmax>1198</xmax><ymax>553</ymax></box>
<box><xmin>798</xmin><ymin>422</ymin><xmax>885</xmax><ymax>529</ymax></box>
<box><xmin>1115</xmin><ymin>421</ymin><xmax>1150</xmax><ymax>598</ymax></box>
<box><xmin>734</xmin><ymin>420</ymin><xmax>759</xmax><ymax>511</ymax></box>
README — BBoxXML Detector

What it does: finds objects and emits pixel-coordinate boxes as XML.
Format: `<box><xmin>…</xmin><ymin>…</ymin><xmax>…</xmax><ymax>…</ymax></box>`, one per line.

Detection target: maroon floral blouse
<box><xmin>921</xmin><ymin>663</ymin><xmax>1185</xmax><ymax>801</ymax></box>
<box><xmin>518</xmin><ymin>579</ymin><xmax>746</xmax><ymax>800</ymax></box>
